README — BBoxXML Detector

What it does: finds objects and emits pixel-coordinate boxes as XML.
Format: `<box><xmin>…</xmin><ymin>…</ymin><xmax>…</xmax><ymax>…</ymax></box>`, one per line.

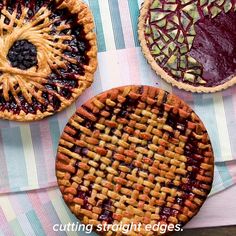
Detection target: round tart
<box><xmin>56</xmin><ymin>85</ymin><xmax>214</xmax><ymax>235</ymax></box>
<box><xmin>0</xmin><ymin>0</ymin><xmax>97</xmax><ymax>121</ymax></box>
<box><xmin>138</xmin><ymin>0</ymin><xmax>236</xmax><ymax>93</ymax></box>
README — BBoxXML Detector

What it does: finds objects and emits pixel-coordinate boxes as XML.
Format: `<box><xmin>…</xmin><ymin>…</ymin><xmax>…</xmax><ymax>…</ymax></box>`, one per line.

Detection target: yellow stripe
<box><xmin>0</xmin><ymin>196</ymin><xmax>16</xmax><ymax>221</ymax></box>
<box><xmin>20</xmin><ymin>124</ymin><xmax>39</xmax><ymax>188</ymax></box>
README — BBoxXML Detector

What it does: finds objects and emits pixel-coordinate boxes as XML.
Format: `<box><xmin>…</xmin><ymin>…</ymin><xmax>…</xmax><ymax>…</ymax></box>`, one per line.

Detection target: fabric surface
<box><xmin>0</xmin><ymin>0</ymin><xmax>236</xmax><ymax>234</ymax></box>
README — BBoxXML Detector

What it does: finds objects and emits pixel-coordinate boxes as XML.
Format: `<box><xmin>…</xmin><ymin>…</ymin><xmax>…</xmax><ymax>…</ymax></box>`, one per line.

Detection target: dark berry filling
<box><xmin>7</xmin><ymin>40</ymin><xmax>37</xmax><ymax>70</ymax></box>
<box><xmin>0</xmin><ymin>0</ymin><xmax>92</xmax><ymax>114</ymax></box>
<box><xmin>189</xmin><ymin>10</ymin><xmax>236</xmax><ymax>86</ymax></box>
<box><xmin>98</xmin><ymin>199</ymin><xmax>114</xmax><ymax>224</ymax></box>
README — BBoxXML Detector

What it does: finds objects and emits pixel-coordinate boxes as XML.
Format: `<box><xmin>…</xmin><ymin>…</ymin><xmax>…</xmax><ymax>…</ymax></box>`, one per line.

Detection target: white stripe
<box><xmin>98</xmin><ymin>51</ymin><xmax>122</xmax><ymax>90</ymax></box>
<box><xmin>98</xmin><ymin>0</ymin><xmax>116</xmax><ymax>50</ymax></box>
<box><xmin>20</xmin><ymin>125</ymin><xmax>39</xmax><ymax>188</ymax></box>
<box><xmin>0</xmin><ymin>196</ymin><xmax>16</xmax><ymax>221</ymax></box>
<box><xmin>213</xmin><ymin>94</ymin><xmax>233</xmax><ymax>161</ymax></box>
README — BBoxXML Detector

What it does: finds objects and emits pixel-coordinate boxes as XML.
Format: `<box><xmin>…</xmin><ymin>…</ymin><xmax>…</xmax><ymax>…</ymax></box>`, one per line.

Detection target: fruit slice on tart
<box><xmin>138</xmin><ymin>0</ymin><xmax>236</xmax><ymax>92</ymax></box>
<box><xmin>0</xmin><ymin>0</ymin><xmax>97</xmax><ymax>121</ymax></box>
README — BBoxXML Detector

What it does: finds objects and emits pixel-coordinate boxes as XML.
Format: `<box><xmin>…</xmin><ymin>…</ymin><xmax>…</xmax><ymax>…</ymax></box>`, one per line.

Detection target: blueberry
<box><xmin>7</xmin><ymin>40</ymin><xmax>37</xmax><ymax>70</ymax></box>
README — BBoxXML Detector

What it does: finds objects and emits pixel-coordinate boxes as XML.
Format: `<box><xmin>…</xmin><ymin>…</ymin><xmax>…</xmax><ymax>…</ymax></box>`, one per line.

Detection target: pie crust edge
<box><xmin>55</xmin><ymin>85</ymin><xmax>214</xmax><ymax>235</ymax></box>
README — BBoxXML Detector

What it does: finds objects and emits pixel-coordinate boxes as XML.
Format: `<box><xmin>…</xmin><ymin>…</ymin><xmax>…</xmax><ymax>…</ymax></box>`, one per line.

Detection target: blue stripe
<box><xmin>108</xmin><ymin>0</ymin><xmax>126</xmax><ymax>49</ymax></box>
<box><xmin>26</xmin><ymin>210</ymin><xmax>46</xmax><ymax>236</ymax></box>
<box><xmin>48</xmin><ymin>118</ymin><xmax>61</xmax><ymax>156</ymax></box>
<box><xmin>216</xmin><ymin>162</ymin><xmax>233</xmax><ymax>187</ymax></box>
<box><xmin>1</xmin><ymin>127</ymin><xmax>28</xmax><ymax>191</ymax></box>
<box><xmin>193</xmin><ymin>95</ymin><xmax>222</xmax><ymax>162</ymax></box>
<box><xmin>222</xmin><ymin>96</ymin><xmax>236</xmax><ymax>158</ymax></box>
<box><xmin>88</xmin><ymin>0</ymin><xmax>106</xmax><ymax>52</ymax></box>
<box><xmin>128</xmin><ymin>0</ymin><xmax>140</xmax><ymax>47</ymax></box>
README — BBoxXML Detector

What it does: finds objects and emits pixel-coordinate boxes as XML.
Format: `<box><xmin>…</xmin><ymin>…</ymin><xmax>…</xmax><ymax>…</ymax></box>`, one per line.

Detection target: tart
<box><xmin>138</xmin><ymin>0</ymin><xmax>236</xmax><ymax>93</ymax></box>
<box><xmin>0</xmin><ymin>0</ymin><xmax>97</xmax><ymax>121</ymax></box>
<box><xmin>56</xmin><ymin>85</ymin><xmax>214</xmax><ymax>236</ymax></box>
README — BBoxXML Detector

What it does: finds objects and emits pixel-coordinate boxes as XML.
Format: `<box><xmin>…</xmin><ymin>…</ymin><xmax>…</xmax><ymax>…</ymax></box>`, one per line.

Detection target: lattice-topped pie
<box><xmin>56</xmin><ymin>85</ymin><xmax>214</xmax><ymax>235</ymax></box>
<box><xmin>0</xmin><ymin>0</ymin><xmax>97</xmax><ymax>121</ymax></box>
<box><xmin>138</xmin><ymin>0</ymin><xmax>236</xmax><ymax>93</ymax></box>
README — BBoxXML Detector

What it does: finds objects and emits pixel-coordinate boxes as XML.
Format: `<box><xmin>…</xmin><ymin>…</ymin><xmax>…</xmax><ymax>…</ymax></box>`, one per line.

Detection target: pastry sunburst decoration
<box><xmin>0</xmin><ymin>0</ymin><xmax>97</xmax><ymax>121</ymax></box>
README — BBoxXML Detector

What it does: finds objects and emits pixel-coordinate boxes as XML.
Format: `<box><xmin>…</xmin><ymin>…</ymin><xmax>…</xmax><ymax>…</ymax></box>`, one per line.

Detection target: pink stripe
<box><xmin>0</xmin><ymin>208</ymin><xmax>13</xmax><ymax>234</ymax></box>
<box><xmin>119</xmin><ymin>0</ymin><xmax>135</xmax><ymax>48</ymax></box>
<box><xmin>0</xmin><ymin>133</ymin><xmax>9</xmax><ymax>193</ymax></box>
<box><xmin>127</xmin><ymin>48</ymin><xmax>142</xmax><ymax>84</ymax></box>
<box><xmin>27</xmin><ymin>191</ymin><xmax>56</xmax><ymax>234</ymax></box>
<box><xmin>227</xmin><ymin>161</ymin><xmax>236</xmax><ymax>184</ymax></box>
<box><xmin>39</xmin><ymin>121</ymin><xmax>55</xmax><ymax>183</ymax></box>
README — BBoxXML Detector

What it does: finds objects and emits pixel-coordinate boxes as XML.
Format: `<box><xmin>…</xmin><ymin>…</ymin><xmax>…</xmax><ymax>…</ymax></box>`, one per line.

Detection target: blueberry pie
<box><xmin>0</xmin><ymin>0</ymin><xmax>97</xmax><ymax>121</ymax></box>
<box><xmin>56</xmin><ymin>85</ymin><xmax>214</xmax><ymax>235</ymax></box>
<box><xmin>138</xmin><ymin>0</ymin><xmax>236</xmax><ymax>92</ymax></box>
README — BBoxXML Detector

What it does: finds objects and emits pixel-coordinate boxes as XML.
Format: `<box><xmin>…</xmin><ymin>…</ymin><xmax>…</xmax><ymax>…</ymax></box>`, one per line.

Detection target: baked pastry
<box><xmin>56</xmin><ymin>85</ymin><xmax>214</xmax><ymax>235</ymax></box>
<box><xmin>0</xmin><ymin>0</ymin><xmax>97</xmax><ymax>121</ymax></box>
<box><xmin>138</xmin><ymin>0</ymin><xmax>236</xmax><ymax>93</ymax></box>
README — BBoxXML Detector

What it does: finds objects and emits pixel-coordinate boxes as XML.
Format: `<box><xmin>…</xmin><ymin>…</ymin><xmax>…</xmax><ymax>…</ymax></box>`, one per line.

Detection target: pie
<box><xmin>56</xmin><ymin>85</ymin><xmax>214</xmax><ymax>235</ymax></box>
<box><xmin>138</xmin><ymin>0</ymin><xmax>236</xmax><ymax>93</ymax></box>
<box><xmin>0</xmin><ymin>0</ymin><xmax>97</xmax><ymax>121</ymax></box>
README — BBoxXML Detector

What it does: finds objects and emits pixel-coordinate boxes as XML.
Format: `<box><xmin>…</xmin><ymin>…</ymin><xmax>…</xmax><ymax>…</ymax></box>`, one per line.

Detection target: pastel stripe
<box><xmin>48</xmin><ymin>189</ymin><xmax>76</xmax><ymax>231</ymax></box>
<box><xmin>20</xmin><ymin>125</ymin><xmax>39</xmax><ymax>189</ymax></box>
<box><xmin>108</xmin><ymin>0</ymin><xmax>125</xmax><ymax>49</ymax></box>
<box><xmin>223</xmin><ymin>93</ymin><xmax>236</xmax><ymax>160</ymax></box>
<box><xmin>30</xmin><ymin>124</ymin><xmax>47</xmax><ymax>186</ymax></box>
<box><xmin>26</xmin><ymin>210</ymin><xmax>45</xmax><ymax>235</ymax></box>
<box><xmin>128</xmin><ymin>0</ymin><xmax>140</xmax><ymax>47</ymax></box>
<box><xmin>39</xmin><ymin>121</ymin><xmax>56</xmax><ymax>185</ymax></box>
<box><xmin>0</xmin><ymin>196</ymin><xmax>16</xmax><ymax>221</ymax></box>
<box><xmin>48</xmin><ymin>118</ymin><xmax>61</xmax><ymax>156</ymax></box>
<box><xmin>88</xmin><ymin>0</ymin><xmax>106</xmax><ymax>52</ymax></box>
<box><xmin>0</xmin><ymin>208</ymin><xmax>13</xmax><ymax>235</ymax></box>
<box><xmin>118</xmin><ymin>0</ymin><xmax>136</xmax><ymax>48</ymax></box>
<box><xmin>17</xmin><ymin>214</ymin><xmax>36</xmax><ymax>236</ymax></box>
<box><xmin>9</xmin><ymin>219</ymin><xmax>24</xmax><ymax>236</ymax></box>
<box><xmin>213</xmin><ymin>94</ymin><xmax>233</xmax><ymax>161</ymax></box>
<box><xmin>193</xmin><ymin>95</ymin><xmax>222</xmax><ymax>161</ymax></box>
<box><xmin>1</xmin><ymin>128</ymin><xmax>28</xmax><ymax>191</ymax></box>
<box><xmin>98</xmin><ymin>0</ymin><xmax>116</xmax><ymax>51</ymax></box>
<box><xmin>0</xmin><ymin>132</ymin><xmax>9</xmax><ymax>191</ymax></box>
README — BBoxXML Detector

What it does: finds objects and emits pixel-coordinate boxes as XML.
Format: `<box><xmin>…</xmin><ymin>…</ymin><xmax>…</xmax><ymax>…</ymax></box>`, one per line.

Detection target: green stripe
<box><xmin>88</xmin><ymin>0</ymin><xmax>106</xmax><ymax>52</ymax></box>
<box><xmin>128</xmin><ymin>0</ymin><xmax>140</xmax><ymax>47</ymax></box>
<box><xmin>108</xmin><ymin>0</ymin><xmax>125</xmax><ymax>49</ymax></box>
<box><xmin>26</xmin><ymin>210</ymin><xmax>46</xmax><ymax>236</ymax></box>
<box><xmin>10</xmin><ymin>219</ymin><xmax>25</xmax><ymax>236</ymax></box>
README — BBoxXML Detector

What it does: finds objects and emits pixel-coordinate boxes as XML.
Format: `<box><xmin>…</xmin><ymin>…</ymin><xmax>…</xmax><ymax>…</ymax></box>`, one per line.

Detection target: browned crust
<box><xmin>0</xmin><ymin>0</ymin><xmax>97</xmax><ymax>121</ymax></box>
<box><xmin>138</xmin><ymin>0</ymin><xmax>236</xmax><ymax>93</ymax></box>
<box><xmin>56</xmin><ymin>85</ymin><xmax>214</xmax><ymax>236</ymax></box>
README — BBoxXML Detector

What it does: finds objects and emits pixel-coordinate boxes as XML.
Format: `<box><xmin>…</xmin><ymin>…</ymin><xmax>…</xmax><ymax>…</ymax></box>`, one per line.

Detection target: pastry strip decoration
<box><xmin>56</xmin><ymin>85</ymin><xmax>214</xmax><ymax>236</ymax></box>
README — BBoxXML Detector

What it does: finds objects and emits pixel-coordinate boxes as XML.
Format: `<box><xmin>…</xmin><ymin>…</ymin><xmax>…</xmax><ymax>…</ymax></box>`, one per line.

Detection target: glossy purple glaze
<box><xmin>189</xmin><ymin>11</ymin><xmax>236</xmax><ymax>86</ymax></box>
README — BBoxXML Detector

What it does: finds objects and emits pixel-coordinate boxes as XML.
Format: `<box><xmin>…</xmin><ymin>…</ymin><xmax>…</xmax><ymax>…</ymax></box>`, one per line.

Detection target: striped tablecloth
<box><xmin>0</xmin><ymin>0</ymin><xmax>236</xmax><ymax>235</ymax></box>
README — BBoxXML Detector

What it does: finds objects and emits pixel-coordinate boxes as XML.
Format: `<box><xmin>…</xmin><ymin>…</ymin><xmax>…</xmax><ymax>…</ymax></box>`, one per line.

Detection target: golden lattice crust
<box><xmin>56</xmin><ymin>85</ymin><xmax>214</xmax><ymax>236</ymax></box>
<box><xmin>0</xmin><ymin>0</ymin><xmax>97</xmax><ymax>121</ymax></box>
